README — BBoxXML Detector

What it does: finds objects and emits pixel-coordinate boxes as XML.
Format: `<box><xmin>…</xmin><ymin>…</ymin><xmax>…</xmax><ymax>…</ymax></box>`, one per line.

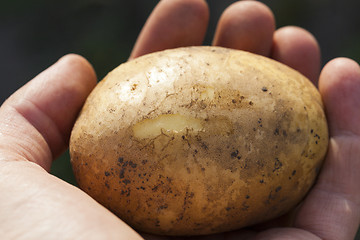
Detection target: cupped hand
<box><xmin>0</xmin><ymin>1</ymin><xmax>359</xmax><ymax>240</ymax></box>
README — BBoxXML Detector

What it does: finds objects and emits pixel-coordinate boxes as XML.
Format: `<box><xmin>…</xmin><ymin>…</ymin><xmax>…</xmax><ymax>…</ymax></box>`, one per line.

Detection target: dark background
<box><xmin>1</xmin><ymin>0</ymin><xmax>360</xmax><ymax>104</ymax></box>
<box><xmin>1</xmin><ymin>0</ymin><xmax>359</xmax><ymax>238</ymax></box>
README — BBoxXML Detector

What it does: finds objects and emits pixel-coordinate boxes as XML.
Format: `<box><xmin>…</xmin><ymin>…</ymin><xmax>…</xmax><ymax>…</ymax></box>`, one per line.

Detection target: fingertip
<box><xmin>271</xmin><ymin>26</ymin><xmax>321</xmax><ymax>84</ymax></box>
<box><xmin>319</xmin><ymin>57</ymin><xmax>360</xmax><ymax>102</ymax></box>
<box><xmin>57</xmin><ymin>54</ymin><xmax>97</xmax><ymax>87</ymax></box>
<box><xmin>213</xmin><ymin>0</ymin><xmax>275</xmax><ymax>56</ymax></box>
<box><xmin>319</xmin><ymin>57</ymin><xmax>360</xmax><ymax>136</ymax></box>
<box><xmin>320</xmin><ymin>57</ymin><xmax>360</xmax><ymax>83</ymax></box>
<box><xmin>130</xmin><ymin>0</ymin><xmax>209</xmax><ymax>59</ymax></box>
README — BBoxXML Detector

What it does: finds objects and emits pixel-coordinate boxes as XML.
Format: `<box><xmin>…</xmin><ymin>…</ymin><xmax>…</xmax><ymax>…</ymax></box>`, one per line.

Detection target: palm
<box><xmin>0</xmin><ymin>1</ymin><xmax>359</xmax><ymax>240</ymax></box>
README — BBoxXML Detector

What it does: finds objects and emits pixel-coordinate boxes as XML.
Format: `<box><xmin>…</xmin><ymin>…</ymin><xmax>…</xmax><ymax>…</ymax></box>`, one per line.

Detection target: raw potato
<box><xmin>70</xmin><ymin>46</ymin><xmax>329</xmax><ymax>236</ymax></box>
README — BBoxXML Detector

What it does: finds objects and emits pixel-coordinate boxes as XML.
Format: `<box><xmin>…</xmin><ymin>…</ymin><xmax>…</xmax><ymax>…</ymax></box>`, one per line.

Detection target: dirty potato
<box><xmin>69</xmin><ymin>46</ymin><xmax>329</xmax><ymax>236</ymax></box>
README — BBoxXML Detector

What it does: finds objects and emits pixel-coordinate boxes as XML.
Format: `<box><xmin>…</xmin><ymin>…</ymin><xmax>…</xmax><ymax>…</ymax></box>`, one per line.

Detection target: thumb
<box><xmin>0</xmin><ymin>54</ymin><xmax>97</xmax><ymax>171</ymax></box>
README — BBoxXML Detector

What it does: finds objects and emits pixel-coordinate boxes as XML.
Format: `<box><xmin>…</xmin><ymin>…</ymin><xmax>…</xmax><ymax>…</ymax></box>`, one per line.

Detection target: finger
<box><xmin>293</xmin><ymin>58</ymin><xmax>360</xmax><ymax>240</ymax></box>
<box><xmin>129</xmin><ymin>0</ymin><xmax>209</xmax><ymax>60</ymax></box>
<box><xmin>212</xmin><ymin>1</ymin><xmax>275</xmax><ymax>56</ymax></box>
<box><xmin>319</xmin><ymin>58</ymin><xmax>360</xmax><ymax>136</ymax></box>
<box><xmin>142</xmin><ymin>229</ymin><xmax>257</xmax><ymax>240</ymax></box>
<box><xmin>0</xmin><ymin>54</ymin><xmax>97</xmax><ymax>171</ymax></box>
<box><xmin>271</xmin><ymin>26</ymin><xmax>321</xmax><ymax>84</ymax></box>
<box><xmin>253</xmin><ymin>228</ymin><xmax>320</xmax><ymax>240</ymax></box>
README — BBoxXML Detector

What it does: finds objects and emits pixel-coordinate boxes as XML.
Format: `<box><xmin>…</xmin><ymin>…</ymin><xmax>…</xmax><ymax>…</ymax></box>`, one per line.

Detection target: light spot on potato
<box><xmin>200</xmin><ymin>86</ymin><xmax>215</xmax><ymax>100</ymax></box>
<box><xmin>132</xmin><ymin>114</ymin><xmax>203</xmax><ymax>139</ymax></box>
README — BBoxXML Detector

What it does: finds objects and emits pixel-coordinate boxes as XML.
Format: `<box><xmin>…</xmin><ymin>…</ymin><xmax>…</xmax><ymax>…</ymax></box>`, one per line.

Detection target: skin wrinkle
<box><xmin>254</xmin><ymin>228</ymin><xmax>321</xmax><ymax>240</ymax></box>
<box><xmin>309</xmin><ymin>190</ymin><xmax>352</xmax><ymax>223</ymax></box>
<box><xmin>294</xmin><ymin>136</ymin><xmax>360</xmax><ymax>240</ymax></box>
<box><xmin>296</xmin><ymin>191</ymin><xmax>358</xmax><ymax>240</ymax></box>
<box><xmin>0</xmin><ymin>106</ymin><xmax>51</xmax><ymax>169</ymax></box>
<box><xmin>0</xmin><ymin>162</ymin><xmax>48</xmax><ymax>239</ymax></box>
<box><xmin>319</xmin><ymin>136</ymin><xmax>360</xmax><ymax>204</ymax></box>
<box><xmin>9</xmin><ymin>98</ymin><xmax>64</xmax><ymax>168</ymax></box>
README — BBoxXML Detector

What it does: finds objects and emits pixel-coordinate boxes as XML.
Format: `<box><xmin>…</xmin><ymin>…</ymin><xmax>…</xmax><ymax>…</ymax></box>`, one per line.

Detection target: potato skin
<box><xmin>70</xmin><ymin>46</ymin><xmax>328</xmax><ymax>236</ymax></box>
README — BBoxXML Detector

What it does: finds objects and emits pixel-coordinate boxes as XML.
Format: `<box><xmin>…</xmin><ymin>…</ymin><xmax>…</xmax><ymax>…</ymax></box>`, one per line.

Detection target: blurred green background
<box><xmin>1</xmin><ymin>0</ymin><xmax>359</xmax><ymax>238</ymax></box>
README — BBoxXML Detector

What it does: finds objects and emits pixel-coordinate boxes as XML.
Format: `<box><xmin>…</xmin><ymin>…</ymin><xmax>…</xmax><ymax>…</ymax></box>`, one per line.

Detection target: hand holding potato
<box><xmin>0</xmin><ymin>1</ymin><xmax>359</xmax><ymax>240</ymax></box>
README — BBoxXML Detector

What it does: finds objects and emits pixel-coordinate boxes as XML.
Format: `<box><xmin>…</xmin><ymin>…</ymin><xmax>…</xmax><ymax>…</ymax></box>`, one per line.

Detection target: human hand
<box><xmin>0</xmin><ymin>1</ymin><xmax>359</xmax><ymax>240</ymax></box>
<box><xmin>133</xmin><ymin>1</ymin><xmax>360</xmax><ymax>239</ymax></box>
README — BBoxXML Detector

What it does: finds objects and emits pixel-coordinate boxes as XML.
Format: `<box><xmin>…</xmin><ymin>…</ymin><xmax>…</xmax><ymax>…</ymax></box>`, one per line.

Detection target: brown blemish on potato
<box><xmin>230</xmin><ymin>150</ymin><xmax>240</xmax><ymax>159</ymax></box>
<box><xmin>242</xmin><ymin>202</ymin><xmax>250</xmax><ymax>211</ymax></box>
<box><xmin>131</xmin><ymin>83</ymin><xmax>137</xmax><ymax>91</ymax></box>
<box><xmin>273</xmin><ymin>158</ymin><xmax>283</xmax><ymax>172</ymax></box>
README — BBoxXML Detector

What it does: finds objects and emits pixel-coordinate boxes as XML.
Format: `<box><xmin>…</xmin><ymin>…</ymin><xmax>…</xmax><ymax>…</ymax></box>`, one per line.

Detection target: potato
<box><xmin>69</xmin><ymin>46</ymin><xmax>329</xmax><ymax>236</ymax></box>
